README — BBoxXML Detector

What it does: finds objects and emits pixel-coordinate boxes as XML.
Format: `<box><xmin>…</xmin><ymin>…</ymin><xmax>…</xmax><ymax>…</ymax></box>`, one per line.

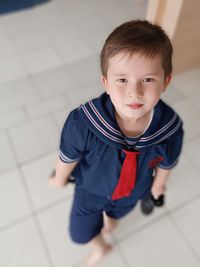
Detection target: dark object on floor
<box><xmin>0</xmin><ymin>0</ymin><xmax>50</xmax><ymax>15</ymax></box>
<box><xmin>141</xmin><ymin>194</ymin><xmax>165</xmax><ymax>215</ymax></box>
<box><xmin>49</xmin><ymin>169</ymin><xmax>76</xmax><ymax>184</ymax></box>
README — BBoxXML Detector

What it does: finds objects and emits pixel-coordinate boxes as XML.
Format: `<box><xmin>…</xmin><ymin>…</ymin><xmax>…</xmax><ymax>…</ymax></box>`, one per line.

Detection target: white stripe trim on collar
<box><xmin>135</xmin><ymin>119</ymin><xmax>182</xmax><ymax>148</ymax></box>
<box><xmin>82</xmin><ymin>105</ymin><xmax>125</xmax><ymax>145</ymax></box>
<box><xmin>89</xmin><ymin>100</ymin><xmax>122</xmax><ymax>137</ymax></box>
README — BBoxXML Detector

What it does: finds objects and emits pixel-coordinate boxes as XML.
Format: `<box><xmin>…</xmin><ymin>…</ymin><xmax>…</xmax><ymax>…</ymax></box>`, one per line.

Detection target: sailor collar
<box><xmin>78</xmin><ymin>93</ymin><xmax>182</xmax><ymax>151</ymax></box>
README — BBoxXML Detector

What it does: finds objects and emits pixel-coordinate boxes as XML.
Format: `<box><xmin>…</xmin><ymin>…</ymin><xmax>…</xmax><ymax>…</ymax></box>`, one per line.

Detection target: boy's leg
<box><xmin>102</xmin><ymin>212</ymin><xmax>118</xmax><ymax>234</ymax></box>
<box><xmin>69</xmin><ymin>188</ymin><xmax>113</xmax><ymax>266</ymax></box>
<box><xmin>84</xmin><ymin>233</ymin><xmax>112</xmax><ymax>267</ymax></box>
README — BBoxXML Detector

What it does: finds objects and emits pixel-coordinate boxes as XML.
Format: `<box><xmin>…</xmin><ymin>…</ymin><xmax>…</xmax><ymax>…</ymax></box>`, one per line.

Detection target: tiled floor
<box><xmin>0</xmin><ymin>0</ymin><xmax>200</xmax><ymax>266</ymax></box>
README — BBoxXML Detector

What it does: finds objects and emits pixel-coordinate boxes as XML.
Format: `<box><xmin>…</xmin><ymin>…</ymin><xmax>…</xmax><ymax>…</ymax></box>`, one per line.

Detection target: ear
<box><xmin>162</xmin><ymin>73</ymin><xmax>172</xmax><ymax>92</ymax></box>
<box><xmin>101</xmin><ymin>76</ymin><xmax>110</xmax><ymax>95</ymax></box>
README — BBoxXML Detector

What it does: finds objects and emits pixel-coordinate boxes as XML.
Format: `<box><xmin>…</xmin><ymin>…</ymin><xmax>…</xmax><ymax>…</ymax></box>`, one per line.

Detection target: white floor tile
<box><xmin>0</xmin><ymin>219</ymin><xmax>49</xmax><ymax>267</ymax></box>
<box><xmin>0</xmin><ymin>37</ymin><xmax>17</xmax><ymax>59</ymax></box>
<box><xmin>34</xmin><ymin>0</ymin><xmax>67</xmax><ymax>30</ymax></box>
<box><xmin>0</xmin><ymin>22</ymin><xmax>7</xmax><ymax>38</ymax></box>
<box><xmin>2</xmin><ymin>8</ymin><xmax>39</xmax><ymax>36</ymax></box>
<box><xmin>112</xmin><ymin>202</ymin><xmax>166</xmax><ymax>241</ymax></box>
<box><xmin>53</xmin><ymin>107</ymin><xmax>73</xmax><ymax>131</ymax></box>
<box><xmin>32</xmin><ymin>66</ymin><xmax>79</xmax><ymax>99</ymax></box>
<box><xmin>187</xmin><ymin>90</ymin><xmax>200</xmax><ymax>111</ymax></box>
<box><xmin>0</xmin><ymin>77</ymin><xmax>40</xmax><ymax>115</ymax></box>
<box><xmin>38</xmin><ymin>200</ymin><xmax>90</xmax><ymax>267</ymax></box>
<box><xmin>59</xmin><ymin>1</ymin><xmax>99</xmax><ymax>24</ymax></box>
<box><xmin>9</xmin><ymin>116</ymin><xmax>59</xmax><ymax>163</ymax></box>
<box><xmin>172</xmin><ymin>99</ymin><xmax>200</xmax><ymax>141</ymax></box>
<box><xmin>22</xmin><ymin>152</ymin><xmax>74</xmax><ymax>210</ymax></box>
<box><xmin>166</xmin><ymin>154</ymin><xmax>200</xmax><ymax>210</ymax></box>
<box><xmin>67</xmin><ymin>55</ymin><xmax>101</xmax><ymax>86</ymax></box>
<box><xmin>65</xmin><ymin>82</ymin><xmax>103</xmax><ymax>108</ymax></box>
<box><xmin>13</xmin><ymin>29</ymin><xmax>50</xmax><ymax>53</ymax></box>
<box><xmin>118</xmin><ymin>216</ymin><xmax>199</xmax><ymax>267</ymax></box>
<box><xmin>161</xmin><ymin>84</ymin><xmax>185</xmax><ymax>105</ymax></box>
<box><xmin>56</xmin><ymin>38</ymin><xmax>96</xmax><ymax>64</ymax></box>
<box><xmin>0</xmin><ymin>56</ymin><xmax>27</xmax><ymax>84</ymax></box>
<box><xmin>172</xmin><ymin>68</ymin><xmax>200</xmax><ymax>97</ymax></box>
<box><xmin>21</xmin><ymin>47</ymin><xmax>63</xmax><ymax>75</ymax></box>
<box><xmin>170</xmin><ymin>198</ymin><xmax>200</xmax><ymax>259</ymax></box>
<box><xmin>99</xmin><ymin>4</ymin><xmax>146</xmax><ymax>28</ymax></box>
<box><xmin>0</xmin><ymin>169</ymin><xmax>31</xmax><ymax>228</ymax></box>
<box><xmin>87</xmin><ymin>28</ymin><xmax>111</xmax><ymax>53</ymax></box>
<box><xmin>0</xmin><ymin>109</ymin><xmax>26</xmax><ymax>130</ymax></box>
<box><xmin>45</xmin><ymin>23</ymin><xmax>82</xmax><ymax>47</ymax></box>
<box><xmin>26</xmin><ymin>96</ymin><xmax>67</xmax><ymax>119</ymax></box>
<box><xmin>0</xmin><ymin>131</ymin><xmax>16</xmax><ymax>172</ymax></box>
<box><xmin>183</xmin><ymin>137</ymin><xmax>200</xmax><ymax>170</ymax></box>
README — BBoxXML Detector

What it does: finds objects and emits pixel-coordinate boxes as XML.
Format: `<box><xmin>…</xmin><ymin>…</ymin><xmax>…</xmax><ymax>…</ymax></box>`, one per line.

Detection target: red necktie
<box><xmin>112</xmin><ymin>150</ymin><xmax>140</xmax><ymax>200</ymax></box>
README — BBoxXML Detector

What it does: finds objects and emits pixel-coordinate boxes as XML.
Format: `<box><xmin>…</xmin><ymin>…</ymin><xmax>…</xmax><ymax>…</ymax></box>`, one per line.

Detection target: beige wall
<box><xmin>146</xmin><ymin>0</ymin><xmax>200</xmax><ymax>74</ymax></box>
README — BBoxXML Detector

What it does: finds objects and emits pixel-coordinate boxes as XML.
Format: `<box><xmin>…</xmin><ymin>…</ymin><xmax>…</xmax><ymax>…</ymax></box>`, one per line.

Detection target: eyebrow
<box><xmin>144</xmin><ymin>73</ymin><xmax>160</xmax><ymax>76</ymax></box>
<box><xmin>113</xmin><ymin>74</ymin><xmax>127</xmax><ymax>77</ymax></box>
<box><xmin>113</xmin><ymin>73</ymin><xmax>160</xmax><ymax>77</ymax></box>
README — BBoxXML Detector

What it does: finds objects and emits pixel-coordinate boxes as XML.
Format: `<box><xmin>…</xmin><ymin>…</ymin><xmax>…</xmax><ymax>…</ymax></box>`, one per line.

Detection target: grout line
<box><xmin>1</xmin><ymin>107</ymin><xmax>67</xmax><ymax>131</ymax></box>
<box><xmin>27</xmin><ymin>73</ymin><xmax>44</xmax><ymax>101</ymax></box>
<box><xmin>51</xmin><ymin>112</ymin><xmax>62</xmax><ymax>134</ymax></box>
<box><xmin>0</xmin><ymin>194</ymin><xmax>72</xmax><ymax>231</ymax></box>
<box><xmin>5</xmin><ymin>128</ymin><xmax>55</xmax><ymax>266</ymax></box>
<box><xmin>114</xmin><ymin>211</ymin><xmax>169</xmax><ymax>244</ymax></box>
<box><xmin>165</xmin><ymin>194</ymin><xmax>200</xmax><ymax>214</ymax></box>
<box><xmin>114</xmin><ymin>242</ymin><xmax>130</xmax><ymax>267</ymax></box>
<box><xmin>116</xmin><ymin>194</ymin><xmax>200</xmax><ymax>245</ymax></box>
<box><xmin>0</xmin><ymin>213</ymin><xmax>33</xmax><ymax>232</ymax></box>
<box><xmin>0</xmin><ymin>148</ymin><xmax>58</xmax><ymax>176</ymax></box>
<box><xmin>33</xmin><ymin>215</ymin><xmax>55</xmax><ymax>267</ymax></box>
<box><xmin>184</xmin><ymin>153</ymin><xmax>200</xmax><ymax>173</ymax></box>
<box><xmin>17</xmin><ymin>161</ymin><xmax>56</xmax><ymax>267</ymax></box>
<box><xmin>167</xmin><ymin>210</ymin><xmax>200</xmax><ymax>263</ymax></box>
<box><xmin>20</xmin><ymin>105</ymin><xmax>30</xmax><ymax>121</ymax></box>
<box><xmin>31</xmin><ymin>194</ymin><xmax>73</xmax><ymax>216</ymax></box>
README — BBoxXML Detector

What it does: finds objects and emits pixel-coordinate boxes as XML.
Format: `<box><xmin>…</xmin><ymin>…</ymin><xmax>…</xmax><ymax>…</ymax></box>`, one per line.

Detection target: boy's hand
<box><xmin>151</xmin><ymin>184</ymin><xmax>166</xmax><ymax>199</ymax></box>
<box><xmin>48</xmin><ymin>169</ymin><xmax>68</xmax><ymax>188</ymax></box>
<box><xmin>48</xmin><ymin>176</ymin><xmax>67</xmax><ymax>188</ymax></box>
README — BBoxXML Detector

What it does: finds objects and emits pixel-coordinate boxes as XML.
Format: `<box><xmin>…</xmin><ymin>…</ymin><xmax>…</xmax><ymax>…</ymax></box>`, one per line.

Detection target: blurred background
<box><xmin>0</xmin><ymin>0</ymin><xmax>200</xmax><ymax>266</ymax></box>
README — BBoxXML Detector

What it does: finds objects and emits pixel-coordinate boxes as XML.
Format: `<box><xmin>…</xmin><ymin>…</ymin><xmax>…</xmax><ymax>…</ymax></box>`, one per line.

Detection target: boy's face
<box><xmin>102</xmin><ymin>52</ymin><xmax>171</xmax><ymax>121</ymax></box>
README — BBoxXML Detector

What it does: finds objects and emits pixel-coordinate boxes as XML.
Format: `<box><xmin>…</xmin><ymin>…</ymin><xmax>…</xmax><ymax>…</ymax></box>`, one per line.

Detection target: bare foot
<box><xmin>102</xmin><ymin>213</ymin><xmax>118</xmax><ymax>234</ymax></box>
<box><xmin>84</xmin><ymin>244</ymin><xmax>112</xmax><ymax>267</ymax></box>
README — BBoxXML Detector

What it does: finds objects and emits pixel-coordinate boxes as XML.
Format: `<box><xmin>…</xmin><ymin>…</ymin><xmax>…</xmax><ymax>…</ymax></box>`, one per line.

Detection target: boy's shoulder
<box><xmin>69</xmin><ymin>93</ymin><xmax>104</xmax><ymax>118</ymax></box>
<box><xmin>65</xmin><ymin>94</ymin><xmax>104</xmax><ymax>133</ymax></box>
<box><xmin>150</xmin><ymin>99</ymin><xmax>183</xmax><ymax>142</ymax></box>
<box><xmin>157</xmin><ymin>99</ymin><xmax>178</xmax><ymax>116</ymax></box>
<box><xmin>155</xmin><ymin>99</ymin><xmax>182</xmax><ymax>125</ymax></box>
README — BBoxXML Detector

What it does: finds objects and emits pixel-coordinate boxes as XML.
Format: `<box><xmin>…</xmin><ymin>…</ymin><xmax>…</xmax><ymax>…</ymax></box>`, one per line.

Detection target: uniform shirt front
<box><xmin>60</xmin><ymin>93</ymin><xmax>184</xmax><ymax>201</ymax></box>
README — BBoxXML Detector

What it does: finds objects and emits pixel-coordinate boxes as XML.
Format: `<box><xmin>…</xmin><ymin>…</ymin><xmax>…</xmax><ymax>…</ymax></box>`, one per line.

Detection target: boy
<box><xmin>49</xmin><ymin>20</ymin><xmax>184</xmax><ymax>266</ymax></box>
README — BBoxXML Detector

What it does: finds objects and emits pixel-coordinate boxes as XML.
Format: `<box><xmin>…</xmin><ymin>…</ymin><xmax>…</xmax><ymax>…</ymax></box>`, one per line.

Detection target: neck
<box><xmin>115</xmin><ymin>110</ymin><xmax>152</xmax><ymax>125</ymax></box>
<box><xmin>115</xmin><ymin>110</ymin><xmax>153</xmax><ymax>137</ymax></box>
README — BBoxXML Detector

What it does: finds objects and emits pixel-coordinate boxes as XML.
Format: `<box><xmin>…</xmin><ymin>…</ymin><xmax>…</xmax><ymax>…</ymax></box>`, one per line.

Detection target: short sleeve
<box><xmin>59</xmin><ymin>109</ymin><xmax>88</xmax><ymax>163</ymax></box>
<box><xmin>156</xmin><ymin>127</ymin><xmax>184</xmax><ymax>169</ymax></box>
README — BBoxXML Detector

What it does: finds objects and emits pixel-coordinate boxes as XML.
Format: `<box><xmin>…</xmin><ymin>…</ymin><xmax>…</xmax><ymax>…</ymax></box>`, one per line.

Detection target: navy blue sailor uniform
<box><xmin>60</xmin><ymin>93</ymin><xmax>184</xmax><ymax>243</ymax></box>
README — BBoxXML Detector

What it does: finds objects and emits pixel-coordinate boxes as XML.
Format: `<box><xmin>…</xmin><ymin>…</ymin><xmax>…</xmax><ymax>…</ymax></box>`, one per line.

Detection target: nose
<box><xmin>127</xmin><ymin>82</ymin><xmax>143</xmax><ymax>98</ymax></box>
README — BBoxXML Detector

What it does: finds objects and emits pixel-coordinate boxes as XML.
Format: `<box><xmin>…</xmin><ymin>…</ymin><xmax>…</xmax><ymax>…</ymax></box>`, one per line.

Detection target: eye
<box><xmin>143</xmin><ymin>78</ymin><xmax>154</xmax><ymax>83</ymax></box>
<box><xmin>117</xmin><ymin>78</ymin><xmax>127</xmax><ymax>83</ymax></box>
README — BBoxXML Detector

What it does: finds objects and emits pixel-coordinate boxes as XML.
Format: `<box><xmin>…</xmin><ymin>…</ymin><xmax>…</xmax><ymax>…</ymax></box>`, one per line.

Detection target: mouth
<box><xmin>127</xmin><ymin>103</ymin><xmax>143</xmax><ymax>109</ymax></box>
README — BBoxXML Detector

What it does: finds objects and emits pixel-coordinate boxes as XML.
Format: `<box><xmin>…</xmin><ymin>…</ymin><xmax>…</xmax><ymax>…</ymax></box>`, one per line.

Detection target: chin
<box><xmin>123</xmin><ymin>113</ymin><xmax>142</xmax><ymax>120</ymax></box>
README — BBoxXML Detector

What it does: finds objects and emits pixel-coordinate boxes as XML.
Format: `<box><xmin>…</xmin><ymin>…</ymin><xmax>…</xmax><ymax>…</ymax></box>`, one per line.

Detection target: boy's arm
<box><xmin>49</xmin><ymin>158</ymin><xmax>78</xmax><ymax>188</ymax></box>
<box><xmin>151</xmin><ymin>166</ymin><xmax>171</xmax><ymax>199</ymax></box>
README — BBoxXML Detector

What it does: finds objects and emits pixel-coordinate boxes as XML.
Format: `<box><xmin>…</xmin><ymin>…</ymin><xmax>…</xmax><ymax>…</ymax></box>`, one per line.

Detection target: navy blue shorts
<box><xmin>69</xmin><ymin>186</ymin><xmax>139</xmax><ymax>244</ymax></box>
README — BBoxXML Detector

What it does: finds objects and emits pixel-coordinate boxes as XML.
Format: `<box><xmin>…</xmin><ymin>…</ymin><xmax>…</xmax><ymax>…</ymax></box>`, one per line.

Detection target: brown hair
<box><xmin>100</xmin><ymin>20</ymin><xmax>173</xmax><ymax>79</ymax></box>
